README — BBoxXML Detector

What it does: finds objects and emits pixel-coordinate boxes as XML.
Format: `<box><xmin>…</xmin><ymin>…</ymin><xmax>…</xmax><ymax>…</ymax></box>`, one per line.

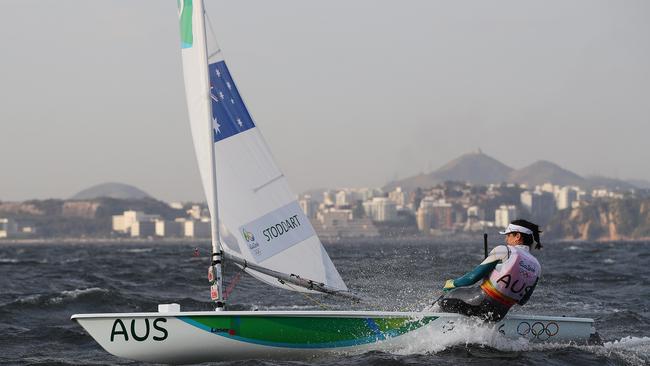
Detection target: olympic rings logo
<box><xmin>516</xmin><ymin>321</ymin><xmax>559</xmax><ymax>340</ymax></box>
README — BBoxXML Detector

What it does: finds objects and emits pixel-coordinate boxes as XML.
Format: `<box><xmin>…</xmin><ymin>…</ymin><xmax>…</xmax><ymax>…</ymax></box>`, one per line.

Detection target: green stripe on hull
<box><xmin>179</xmin><ymin>315</ymin><xmax>437</xmax><ymax>348</ymax></box>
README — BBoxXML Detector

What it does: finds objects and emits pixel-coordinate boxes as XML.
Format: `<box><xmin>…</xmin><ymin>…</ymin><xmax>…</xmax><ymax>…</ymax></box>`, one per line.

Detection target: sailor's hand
<box><xmin>443</xmin><ymin>279</ymin><xmax>455</xmax><ymax>292</ymax></box>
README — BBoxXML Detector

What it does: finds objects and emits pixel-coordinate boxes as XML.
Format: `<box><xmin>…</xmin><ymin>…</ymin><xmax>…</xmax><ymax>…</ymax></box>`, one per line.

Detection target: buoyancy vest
<box><xmin>480</xmin><ymin>245</ymin><xmax>541</xmax><ymax>307</ymax></box>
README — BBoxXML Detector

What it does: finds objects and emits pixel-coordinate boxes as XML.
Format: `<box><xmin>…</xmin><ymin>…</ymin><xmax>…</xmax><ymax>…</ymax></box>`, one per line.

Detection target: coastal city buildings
<box><xmin>183</xmin><ymin>219</ymin><xmax>211</xmax><ymax>238</ymax></box>
<box><xmin>0</xmin><ymin>218</ymin><xmax>18</xmax><ymax>238</ymax></box>
<box><xmin>296</xmin><ymin>182</ymin><xmax>624</xmax><ymax>238</ymax></box>
<box><xmin>0</xmin><ymin>217</ymin><xmax>35</xmax><ymax>238</ymax></box>
<box><xmin>111</xmin><ymin>210</ymin><xmax>210</xmax><ymax>238</ymax></box>
<box><xmin>100</xmin><ymin>180</ymin><xmax>633</xmax><ymax>240</ymax></box>
<box><xmin>311</xmin><ymin>207</ymin><xmax>380</xmax><ymax>240</ymax></box>
<box><xmin>112</xmin><ymin>210</ymin><xmax>160</xmax><ymax>234</ymax></box>
<box><xmin>495</xmin><ymin>205</ymin><xmax>518</xmax><ymax>228</ymax></box>
<box><xmin>155</xmin><ymin>219</ymin><xmax>185</xmax><ymax>237</ymax></box>
<box><xmin>363</xmin><ymin>197</ymin><xmax>397</xmax><ymax>222</ymax></box>
<box><xmin>0</xmin><ymin>179</ymin><xmax>621</xmax><ymax>241</ymax></box>
<box><xmin>298</xmin><ymin>195</ymin><xmax>318</xmax><ymax>219</ymax></box>
<box><xmin>416</xmin><ymin>197</ymin><xmax>455</xmax><ymax>233</ymax></box>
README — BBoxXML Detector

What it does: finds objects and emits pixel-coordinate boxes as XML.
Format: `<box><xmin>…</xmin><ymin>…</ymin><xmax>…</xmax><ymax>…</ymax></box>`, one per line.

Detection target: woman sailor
<box><xmin>435</xmin><ymin>219</ymin><xmax>542</xmax><ymax>321</ymax></box>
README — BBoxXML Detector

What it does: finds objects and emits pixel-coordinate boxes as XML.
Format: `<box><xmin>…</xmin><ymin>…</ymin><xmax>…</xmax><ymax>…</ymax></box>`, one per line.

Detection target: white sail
<box><xmin>178</xmin><ymin>0</ymin><xmax>347</xmax><ymax>293</ymax></box>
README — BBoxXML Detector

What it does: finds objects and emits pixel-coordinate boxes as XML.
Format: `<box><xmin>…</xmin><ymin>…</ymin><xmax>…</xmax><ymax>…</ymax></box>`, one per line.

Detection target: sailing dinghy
<box><xmin>72</xmin><ymin>1</ymin><xmax>598</xmax><ymax>363</ymax></box>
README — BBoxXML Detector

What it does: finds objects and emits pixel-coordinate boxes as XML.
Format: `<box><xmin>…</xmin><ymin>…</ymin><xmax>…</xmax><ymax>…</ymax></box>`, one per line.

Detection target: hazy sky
<box><xmin>1</xmin><ymin>1</ymin><xmax>648</xmax><ymax>202</ymax></box>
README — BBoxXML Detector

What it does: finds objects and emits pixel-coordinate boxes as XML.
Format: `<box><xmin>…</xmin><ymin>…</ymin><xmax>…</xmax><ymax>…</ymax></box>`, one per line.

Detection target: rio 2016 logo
<box><xmin>517</xmin><ymin>321</ymin><xmax>559</xmax><ymax>341</ymax></box>
<box><xmin>241</xmin><ymin>228</ymin><xmax>260</xmax><ymax>254</ymax></box>
<box><xmin>241</xmin><ymin>228</ymin><xmax>255</xmax><ymax>242</ymax></box>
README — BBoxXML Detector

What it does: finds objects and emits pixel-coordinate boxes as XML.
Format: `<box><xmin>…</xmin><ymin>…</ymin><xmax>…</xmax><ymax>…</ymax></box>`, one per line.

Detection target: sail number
<box><xmin>110</xmin><ymin>318</ymin><xmax>168</xmax><ymax>342</ymax></box>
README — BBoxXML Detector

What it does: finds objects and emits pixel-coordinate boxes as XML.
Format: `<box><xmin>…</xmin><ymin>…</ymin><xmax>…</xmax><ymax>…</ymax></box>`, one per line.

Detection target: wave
<box><xmin>10</xmin><ymin>287</ymin><xmax>109</xmax><ymax>307</ymax></box>
<box><xmin>54</xmin><ymin>287</ymin><xmax>110</xmax><ymax>303</ymax></box>
<box><xmin>603</xmin><ymin>337</ymin><xmax>650</xmax><ymax>364</ymax></box>
<box><xmin>118</xmin><ymin>248</ymin><xmax>153</xmax><ymax>253</ymax></box>
<box><xmin>58</xmin><ymin>258</ymin><xmax>82</xmax><ymax>264</ymax></box>
<box><xmin>0</xmin><ymin>258</ymin><xmax>48</xmax><ymax>265</ymax></box>
<box><xmin>369</xmin><ymin>317</ymin><xmax>650</xmax><ymax>366</ymax></box>
<box><xmin>4</xmin><ymin>309</ymin><xmax>647</xmax><ymax>365</ymax></box>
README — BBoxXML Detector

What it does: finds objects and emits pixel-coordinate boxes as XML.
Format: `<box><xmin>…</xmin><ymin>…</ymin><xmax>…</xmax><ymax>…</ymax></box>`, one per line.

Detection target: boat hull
<box><xmin>72</xmin><ymin>310</ymin><xmax>597</xmax><ymax>364</ymax></box>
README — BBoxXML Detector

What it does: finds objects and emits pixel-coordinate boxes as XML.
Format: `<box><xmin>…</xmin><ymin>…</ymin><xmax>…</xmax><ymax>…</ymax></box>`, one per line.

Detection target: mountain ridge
<box><xmin>385</xmin><ymin>151</ymin><xmax>513</xmax><ymax>191</ymax></box>
<box><xmin>384</xmin><ymin>152</ymin><xmax>638</xmax><ymax>191</ymax></box>
<box><xmin>71</xmin><ymin>182</ymin><xmax>151</xmax><ymax>200</ymax></box>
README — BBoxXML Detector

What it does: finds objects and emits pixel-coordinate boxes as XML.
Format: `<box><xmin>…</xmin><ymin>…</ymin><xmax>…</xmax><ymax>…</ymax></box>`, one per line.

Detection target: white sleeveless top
<box><xmin>482</xmin><ymin>245</ymin><xmax>541</xmax><ymax>306</ymax></box>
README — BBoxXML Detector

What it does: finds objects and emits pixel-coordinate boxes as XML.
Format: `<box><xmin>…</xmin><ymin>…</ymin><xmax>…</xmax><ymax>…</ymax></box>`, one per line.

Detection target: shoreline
<box><xmin>1</xmin><ymin>236</ymin><xmax>649</xmax><ymax>246</ymax></box>
<box><xmin>0</xmin><ymin>237</ymin><xmax>209</xmax><ymax>246</ymax></box>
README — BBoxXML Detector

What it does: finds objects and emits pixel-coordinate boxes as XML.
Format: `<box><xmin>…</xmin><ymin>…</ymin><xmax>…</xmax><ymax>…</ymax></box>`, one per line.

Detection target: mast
<box><xmin>197</xmin><ymin>0</ymin><xmax>224</xmax><ymax>310</ymax></box>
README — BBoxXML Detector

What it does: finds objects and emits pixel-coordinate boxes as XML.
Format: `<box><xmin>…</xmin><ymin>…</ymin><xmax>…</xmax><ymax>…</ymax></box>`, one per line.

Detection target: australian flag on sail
<box><xmin>209</xmin><ymin>61</ymin><xmax>256</xmax><ymax>143</ymax></box>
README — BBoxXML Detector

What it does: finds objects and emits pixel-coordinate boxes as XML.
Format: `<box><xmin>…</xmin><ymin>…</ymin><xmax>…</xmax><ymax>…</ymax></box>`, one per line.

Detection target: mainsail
<box><xmin>178</xmin><ymin>0</ymin><xmax>348</xmax><ymax>294</ymax></box>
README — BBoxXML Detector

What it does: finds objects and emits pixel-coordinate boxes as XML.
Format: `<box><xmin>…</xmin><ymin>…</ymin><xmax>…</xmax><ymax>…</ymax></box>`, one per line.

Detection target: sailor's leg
<box><xmin>479</xmin><ymin>297</ymin><xmax>510</xmax><ymax>322</ymax></box>
<box><xmin>438</xmin><ymin>287</ymin><xmax>511</xmax><ymax>321</ymax></box>
<box><xmin>438</xmin><ymin>287</ymin><xmax>485</xmax><ymax>317</ymax></box>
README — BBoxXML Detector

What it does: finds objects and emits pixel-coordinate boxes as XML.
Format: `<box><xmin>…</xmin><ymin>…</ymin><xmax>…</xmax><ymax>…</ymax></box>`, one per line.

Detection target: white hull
<box><xmin>72</xmin><ymin>310</ymin><xmax>597</xmax><ymax>364</ymax></box>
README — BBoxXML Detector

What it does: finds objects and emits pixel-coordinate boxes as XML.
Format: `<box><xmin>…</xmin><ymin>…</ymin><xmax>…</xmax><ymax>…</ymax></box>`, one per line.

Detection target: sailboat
<box><xmin>72</xmin><ymin>1</ymin><xmax>598</xmax><ymax>363</ymax></box>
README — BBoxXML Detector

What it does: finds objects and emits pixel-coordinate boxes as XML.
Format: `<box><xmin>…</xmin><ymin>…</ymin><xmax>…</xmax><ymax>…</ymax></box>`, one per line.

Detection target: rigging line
<box><xmin>223</xmin><ymin>271</ymin><xmax>242</xmax><ymax>300</ymax></box>
<box><xmin>224</xmin><ymin>252</ymin><xmax>364</xmax><ymax>302</ymax></box>
<box><xmin>252</xmin><ymin>174</ymin><xmax>285</xmax><ymax>193</ymax></box>
<box><xmin>282</xmin><ymin>281</ymin><xmax>331</xmax><ymax>310</ymax></box>
<box><xmin>203</xmin><ymin>2</ymin><xmax>222</xmax><ymax>61</ymax></box>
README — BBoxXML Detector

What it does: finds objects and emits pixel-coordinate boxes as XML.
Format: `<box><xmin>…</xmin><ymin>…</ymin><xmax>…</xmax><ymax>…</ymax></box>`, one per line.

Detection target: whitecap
<box><xmin>16</xmin><ymin>294</ymin><xmax>43</xmax><ymax>305</ymax></box>
<box><xmin>16</xmin><ymin>287</ymin><xmax>109</xmax><ymax>305</ymax></box>
<box><xmin>388</xmin><ymin>317</ymin><xmax>527</xmax><ymax>355</ymax></box>
<box><xmin>118</xmin><ymin>248</ymin><xmax>153</xmax><ymax>253</ymax></box>
<box><xmin>567</xmin><ymin>336</ymin><xmax>650</xmax><ymax>366</ymax></box>
<box><xmin>50</xmin><ymin>287</ymin><xmax>108</xmax><ymax>303</ymax></box>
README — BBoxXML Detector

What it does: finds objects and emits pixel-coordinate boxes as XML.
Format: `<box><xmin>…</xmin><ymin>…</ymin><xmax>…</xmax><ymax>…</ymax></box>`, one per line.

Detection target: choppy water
<box><xmin>0</xmin><ymin>239</ymin><xmax>648</xmax><ymax>365</ymax></box>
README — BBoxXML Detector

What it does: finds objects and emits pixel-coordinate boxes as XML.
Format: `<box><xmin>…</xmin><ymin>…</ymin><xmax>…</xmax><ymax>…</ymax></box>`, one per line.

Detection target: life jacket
<box><xmin>480</xmin><ymin>245</ymin><xmax>541</xmax><ymax>307</ymax></box>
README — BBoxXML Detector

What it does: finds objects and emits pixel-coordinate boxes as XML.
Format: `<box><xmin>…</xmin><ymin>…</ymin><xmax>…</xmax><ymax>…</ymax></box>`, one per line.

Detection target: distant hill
<box><xmin>434</xmin><ymin>152</ymin><xmax>513</xmax><ymax>184</ymax></box>
<box><xmin>385</xmin><ymin>151</ymin><xmax>512</xmax><ymax>190</ymax></box>
<box><xmin>384</xmin><ymin>152</ymin><xmax>641</xmax><ymax>192</ymax></box>
<box><xmin>508</xmin><ymin>160</ymin><xmax>586</xmax><ymax>188</ymax></box>
<box><xmin>585</xmin><ymin>176</ymin><xmax>638</xmax><ymax>191</ymax></box>
<box><xmin>71</xmin><ymin>182</ymin><xmax>151</xmax><ymax>200</ymax></box>
<box><xmin>627</xmin><ymin>179</ymin><xmax>650</xmax><ymax>190</ymax></box>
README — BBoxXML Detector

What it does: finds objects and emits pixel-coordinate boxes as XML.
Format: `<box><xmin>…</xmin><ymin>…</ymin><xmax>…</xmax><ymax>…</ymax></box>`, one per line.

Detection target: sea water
<box><xmin>0</xmin><ymin>240</ymin><xmax>648</xmax><ymax>365</ymax></box>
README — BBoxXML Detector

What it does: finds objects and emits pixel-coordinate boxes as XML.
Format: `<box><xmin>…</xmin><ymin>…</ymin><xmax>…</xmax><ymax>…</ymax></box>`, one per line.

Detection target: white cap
<box><xmin>499</xmin><ymin>223</ymin><xmax>533</xmax><ymax>236</ymax></box>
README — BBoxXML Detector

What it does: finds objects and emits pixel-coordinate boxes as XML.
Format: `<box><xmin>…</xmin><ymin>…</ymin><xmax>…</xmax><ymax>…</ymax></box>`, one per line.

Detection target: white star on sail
<box><xmin>237</xmin><ymin>118</ymin><xmax>243</xmax><ymax>127</ymax></box>
<box><xmin>226</xmin><ymin>81</ymin><xmax>232</xmax><ymax>90</ymax></box>
<box><xmin>230</xmin><ymin>98</ymin><xmax>235</xmax><ymax>104</ymax></box>
<box><xmin>213</xmin><ymin>118</ymin><xmax>221</xmax><ymax>134</ymax></box>
<box><xmin>219</xmin><ymin>91</ymin><xmax>225</xmax><ymax>100</ymax></box>
<box><xmin>216</xmin><ymin>69</ymin><xmax>221</xmax><ymax>77</ymax></box>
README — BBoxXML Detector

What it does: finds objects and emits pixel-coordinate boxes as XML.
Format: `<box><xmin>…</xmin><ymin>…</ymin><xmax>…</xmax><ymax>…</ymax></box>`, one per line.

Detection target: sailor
<box><xmin>436</xmin><ymin>219</ymin><xmax>542</xmax><ymax>321</ymax></box>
